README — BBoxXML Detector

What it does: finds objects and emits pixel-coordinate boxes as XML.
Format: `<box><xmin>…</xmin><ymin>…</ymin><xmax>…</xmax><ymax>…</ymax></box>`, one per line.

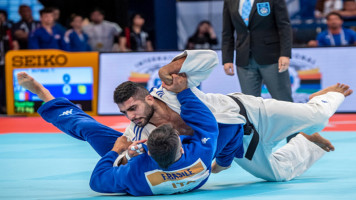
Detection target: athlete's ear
<box><xmin>180</xmin><ymin>147</ymin><xmax>184</xmax><ymax>155</ymax></box>
<box><xmin>145</xmin><ymin>95</ymin><xmax>154</xmax><ymax>105</ymax></box>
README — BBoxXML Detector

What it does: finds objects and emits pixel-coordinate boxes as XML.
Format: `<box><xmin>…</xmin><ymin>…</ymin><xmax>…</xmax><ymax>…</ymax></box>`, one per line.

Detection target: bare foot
<box><xmin>211</xmin><ymin>161</ymin><xmax>231</xmax><ymax>174</ymax></box>
<box><xmin>300</xmin><ymin>132</ymin><xmax>335</xmax><ymax>152</ymax></box>
<box><xmin>309</xmin><ymin>83</ymin><xmax>353</xmax><ymax>100</ymax></box>
<box><xmin>17</xmin><ymin>72</ymin><xmax>54</xmax><ymax>102</ymax></box>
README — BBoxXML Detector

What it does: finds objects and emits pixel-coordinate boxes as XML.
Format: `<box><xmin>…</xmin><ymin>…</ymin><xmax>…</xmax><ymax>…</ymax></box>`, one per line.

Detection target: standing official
<box><xmin>222</xmin><ymin>0</ymin><xmax>293</xmax><ymax>101</ymax></box>
<box><xmin>222</xmin><ymin>0</ymin><xmax>295</xmax><ymax>141</ymax></box>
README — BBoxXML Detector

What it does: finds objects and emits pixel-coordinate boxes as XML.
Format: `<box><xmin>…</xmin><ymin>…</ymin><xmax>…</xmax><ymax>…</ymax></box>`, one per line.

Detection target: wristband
<box><xmin>125</xmin><ymin>151</ymin><xmax>131</xmax><ymax>161</ymax></box>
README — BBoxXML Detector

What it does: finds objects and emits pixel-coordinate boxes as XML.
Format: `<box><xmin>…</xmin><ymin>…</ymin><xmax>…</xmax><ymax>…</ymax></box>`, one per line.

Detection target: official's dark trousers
<box><xmin>236</xmin><ymin>56</ymin><xmax>297</xmax><ymax>141</ymax></box>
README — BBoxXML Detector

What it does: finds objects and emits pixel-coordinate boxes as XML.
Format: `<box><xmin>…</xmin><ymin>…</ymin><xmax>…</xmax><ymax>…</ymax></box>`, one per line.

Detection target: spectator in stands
<box><xmin>50</xmin><ymin>7</ymin><xmax>66</xmax><ymax>35</ymax></box>
<box><xmin>119</xmin><ymin>13</ymin><xmax>153</xmax><ymax>52</ymax></box>
<box><xmin>28</xmin><ymin>8</ymin><xmax>66</xmax><ymax>50</ymax></box>
<box><xmin>336</xmin><ymin>0</ymin><xmax>356</xmax><ymax>19</ymax></box>
<box><xmin>64</xmin><ymin>14</ymin><xmax>91</xmax><ymax>52</ymax></box>
<box><xmin>0</xmin><ymin>10</ymin><xmax>13</xmax><ymax>54</ymax></box>
<box><xmin>0</xmin><ymin>10</ymin><xmax>14</xmax><ymax>113</ymax></box>
<box><xmin>308</xmin><ymin>12</ymin><xmax>356</xmax><ymax>46</ymax></box>
<box><xmin>186</xmin><ymin>20</ymin><xmax>218</xmax><ymax>50</ymax></box>
<box><xmin>12</xmin><ymin>5</ymin><xmax>40</xmax><ymax>49</ymax></box>
<box><xmin>83</xmin><ymin>8</ymin><xmax>122</xmax><ymax>52</ymax></box>
<box><xmin>314</xmin><ymin>0</ymin><xmax>343</xmax><ymax>19</ymax></box>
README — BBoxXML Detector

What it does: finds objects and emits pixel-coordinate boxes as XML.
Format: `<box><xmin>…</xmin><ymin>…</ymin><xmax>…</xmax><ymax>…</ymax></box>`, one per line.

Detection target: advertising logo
<box><xmin>129</xmin><ymin>55</ymin><xmax>175</xmax><ymax>89</ymax></box>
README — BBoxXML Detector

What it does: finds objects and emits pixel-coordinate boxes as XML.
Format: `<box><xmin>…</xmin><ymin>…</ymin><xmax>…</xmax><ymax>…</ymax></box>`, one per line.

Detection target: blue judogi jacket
<box><xmin>28</xmin><ymin>26</ymin><xmax>66</xmax><ymax>50</ymax></box>
<box><xmin>90</xmin><ymin>88</ymin><xmax>219</xmax><ymax>195</ymax></box>
<box><xmin>65</xmin><ymin>30</ymin><xmax>91</xmax><ymax>52</ymax></box>
<box><xmin>38</xmin><ymin>87</ymin><xmax>243</xmax><ymax>196</ymax></box>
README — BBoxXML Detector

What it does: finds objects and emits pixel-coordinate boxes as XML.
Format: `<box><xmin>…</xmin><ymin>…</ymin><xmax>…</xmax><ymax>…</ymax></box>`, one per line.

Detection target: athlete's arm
<box><xmin>159</xmin><ymin>50</ymin><xmax>218</xmax><ymax>88</ymax></box>
<box><xmin>90</xmin><ymin>139</ymin><xmax>146</xmax><ymax>194</ymax></box>
<box><xmin>164</xmin><ymin>74</ymin><xmax>219</xmax><ymax>146</ymax></box>
<box><xmin>89</xmin><ymin>151</ymin><xmax>128</xmax><ymax>193</ymax></box>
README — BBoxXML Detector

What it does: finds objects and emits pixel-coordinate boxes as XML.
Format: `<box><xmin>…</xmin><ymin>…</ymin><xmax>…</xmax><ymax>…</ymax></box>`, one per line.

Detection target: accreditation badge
<box><xmin>54</xmin><ymin>34</ymin><xmax>61</xmax><ymax>39</ymax></box>
<box><xmin>257</xmin><ymin>2</ymin><xmax>271</xmax><ymax>16</ymax></box>
<box><xmin>96</xmin><ymin>43</ymin><xmax>104</xmax><ymax>49</ymax></box>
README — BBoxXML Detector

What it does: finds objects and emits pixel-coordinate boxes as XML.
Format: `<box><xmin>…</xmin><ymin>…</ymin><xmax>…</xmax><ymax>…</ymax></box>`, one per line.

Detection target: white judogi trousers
<box><xmin>232</xmin><ymin>91</ymin><xmax>345</xmax><ymax>181</ymax></box>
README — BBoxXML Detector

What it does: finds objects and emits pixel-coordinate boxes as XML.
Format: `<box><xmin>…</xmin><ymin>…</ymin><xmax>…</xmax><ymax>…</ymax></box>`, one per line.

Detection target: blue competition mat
<box><xmin>0</xmin><ymin>132</ymin><xmax>355</xmax><ymax>200</ymax></box>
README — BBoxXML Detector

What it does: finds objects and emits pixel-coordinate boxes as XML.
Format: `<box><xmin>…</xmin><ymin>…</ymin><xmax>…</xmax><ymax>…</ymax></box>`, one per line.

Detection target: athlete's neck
<box><xmin>149</xmin><ymin>98</ymin><xmax>194</xmax><ymax>136</ymax></box>
<box><xmin>149</xmin><ymin>99</ymin><xmax>174</xmax><ymax>127</ymax></box>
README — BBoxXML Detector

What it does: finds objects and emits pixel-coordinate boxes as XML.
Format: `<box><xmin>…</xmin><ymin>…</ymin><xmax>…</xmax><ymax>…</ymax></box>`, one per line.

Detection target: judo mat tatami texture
<box><xmin>1</xmin><ymin>116</ymin><xmax>356</xmax><ymax>200</ymax></box>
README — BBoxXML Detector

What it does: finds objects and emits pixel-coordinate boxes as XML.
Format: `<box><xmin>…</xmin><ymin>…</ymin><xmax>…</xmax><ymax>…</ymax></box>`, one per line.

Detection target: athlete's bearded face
<box><xmin>118</xmin><ymin>97</ymin><xmax>154</xmax><ymax>127</ymax></box>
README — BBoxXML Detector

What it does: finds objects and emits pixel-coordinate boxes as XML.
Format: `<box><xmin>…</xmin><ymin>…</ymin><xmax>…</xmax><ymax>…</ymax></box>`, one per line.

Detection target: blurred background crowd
<box><xmin>1</xmin><ymin>0</ymin><xmax>356</xmax><ymax>114</ymax></box>
<box><xmin>1</xmin><ymin>0</ymin><xmax>356</xmax><ymax>54</ymax></box>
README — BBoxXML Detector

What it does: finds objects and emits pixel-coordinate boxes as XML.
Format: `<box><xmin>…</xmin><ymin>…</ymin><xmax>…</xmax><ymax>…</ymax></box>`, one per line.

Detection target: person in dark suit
<box><xmin>222</xmin><ymin>0</ymin><xmax>295</xmax><ymax>141</ymax></box>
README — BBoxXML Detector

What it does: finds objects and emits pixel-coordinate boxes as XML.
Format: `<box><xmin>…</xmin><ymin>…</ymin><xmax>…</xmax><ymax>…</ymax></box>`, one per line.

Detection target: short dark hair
<box><xmin>48</xmin><ymin>6</ymin><xmax>59</xmax><ymax>11</ymax></box>
<box><xmin>113</xmin><ymin>81</ymin><xmax>149</xmax><ymax>104</ymax></box>
<box><xmin>129</xmin><ymin>13</ymin><xmax>144</xmax><ymax>26</ymax></box>
<box><xmin>193</xmin><ymin>20</ymin><xmax>212</xmax><ymax>38</ymax></box>
<box><xmin>0</xmin><ymin>10</ymin><xmax>7</xmax><ymax>20</ymax></box>
<box><xmin>91</xmin><ymin>8</ymin><xmax>105</xmax><ymax>16</ymax></box>
<box><xmin>40</xmin><ymin>8</ymin><xmax>53</xmax><ymax>16</ymax></box>
<box><xmin>147</xmin><ymin>124</ymin><xmax>180</xmax><ymax>170</ymax></box>
<box><xmin>326</xmin><ymin>12</ymin><xmax>343</xmax><ymax>21</ymax></box>
<box><xmin>19</xmin><ymin>5</ymin><xmax>30</xmax><ymax>11</ymax></box>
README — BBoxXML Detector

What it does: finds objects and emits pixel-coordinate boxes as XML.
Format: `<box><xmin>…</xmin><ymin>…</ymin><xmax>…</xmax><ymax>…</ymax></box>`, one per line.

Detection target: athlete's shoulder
<box><xmin>149</xmin><ymin>85</ymin><xmax>165</xmax><ymax>98</ymax></box>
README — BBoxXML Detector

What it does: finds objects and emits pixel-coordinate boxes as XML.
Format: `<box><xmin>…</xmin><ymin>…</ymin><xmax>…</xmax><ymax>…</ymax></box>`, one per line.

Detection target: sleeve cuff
<box><xmin>177</xmin><ymin>88</ymin><xmax>193</xmax><ymax>101</ymax></box>
<box><xmin>107</xmin><ymin>151</ymin><xmax>119</xmax><ymax>159</ymax></box>
<box><xmin>215</xmin><ymin>158</ymin><xmax>233</xmax><ymax>168</ymax></box>
<box><xmin>113</xmin><ymin>151</ymin><xmax>125</xmax><ymax>167</ymax></box>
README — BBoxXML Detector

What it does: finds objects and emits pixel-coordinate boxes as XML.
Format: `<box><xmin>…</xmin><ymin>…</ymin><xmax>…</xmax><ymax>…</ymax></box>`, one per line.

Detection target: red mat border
<box><xmin>1</xmin><ymin>114</ymin><xmax>356</xmax><ymax>134</ymax></box>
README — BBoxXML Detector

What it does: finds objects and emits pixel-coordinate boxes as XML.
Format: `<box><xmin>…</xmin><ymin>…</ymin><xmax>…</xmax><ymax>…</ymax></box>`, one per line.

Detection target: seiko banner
<box><xmin>5</xmin><ymin>50</ymin><xmax>99</xmax><ymax>116</ymax></box>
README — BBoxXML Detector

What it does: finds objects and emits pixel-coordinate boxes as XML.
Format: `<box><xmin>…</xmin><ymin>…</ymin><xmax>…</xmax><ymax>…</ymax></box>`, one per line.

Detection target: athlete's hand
<box><xmin>224</xmin><ymin>63</ymin><xmax>235</xmax><ymax>76</ymax></box>
<box><xmin>159</xmin><ymin>56</ymin><xmax>187</xmax><ymax>86</ymax></box>
<box><xmin>111</xmin><ymin>136</ymin><xmax>132</xmax><ymax>154</ymax></box>
<box><xmin>162</xmin><ymin>73</ymin><xmax>188</xmax><ymax>93</ymax></box>
<box><xmin>128</xmin><ymin>139</ymin><xmax>147</xmax><ymax>158</ymax></box>
<box><xmin>127</xmin><ymin>139</ymin><xmax>147</xmax><ymax>158</ymax></box>
<box><xmin>159</xmin><ymin>67</ymin><xmax>173</xmax><ymax>86</ymax></box>
<box><xmin>278</xmin><ymin>56</ymin><xmax>290</xmax><ymax>73</ymax></box>
<box><xmin>211</xmin><ymin>161</ymin><xmax>231</xmax><ymax>174</ymax></box>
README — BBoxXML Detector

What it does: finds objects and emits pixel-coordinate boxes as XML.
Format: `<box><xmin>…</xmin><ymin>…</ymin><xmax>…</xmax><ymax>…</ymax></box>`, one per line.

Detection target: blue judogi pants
<box><xmin>38</xmin><ymin>97</ymin><xmax>123</xmax><ymax>157</ymax></box>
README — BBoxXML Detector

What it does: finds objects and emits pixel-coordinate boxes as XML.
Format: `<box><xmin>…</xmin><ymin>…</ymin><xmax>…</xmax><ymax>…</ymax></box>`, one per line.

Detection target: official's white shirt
<box><xmin>239</xmin><ymin>0</ymin><xmax>255</xmax><ymax>16</ymax></box>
